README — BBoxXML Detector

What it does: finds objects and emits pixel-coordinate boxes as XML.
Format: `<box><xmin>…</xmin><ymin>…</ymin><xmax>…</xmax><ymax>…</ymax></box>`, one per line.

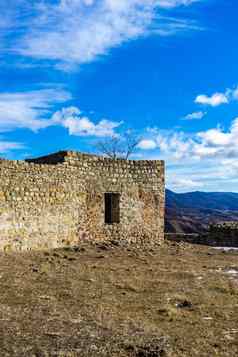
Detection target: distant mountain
<box><xmin>165</xmin><ymin>189</ymin><xmax>238</xmax><ymax>234</ymax></box>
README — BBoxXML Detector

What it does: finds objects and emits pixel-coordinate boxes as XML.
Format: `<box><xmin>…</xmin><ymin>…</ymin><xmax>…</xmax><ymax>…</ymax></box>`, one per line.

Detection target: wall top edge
<box><xmin>1</xmin><ymin>150</ymin><xmax>164</xmax><ymax>166</ymax></box>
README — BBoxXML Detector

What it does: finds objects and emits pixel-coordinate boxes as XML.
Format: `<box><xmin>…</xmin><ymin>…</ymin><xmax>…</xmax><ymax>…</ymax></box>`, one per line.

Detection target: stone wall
<box><xmin>0</xmin><ymin>151</ymin><xmax>165</xmax><ymax>251</ymax></box>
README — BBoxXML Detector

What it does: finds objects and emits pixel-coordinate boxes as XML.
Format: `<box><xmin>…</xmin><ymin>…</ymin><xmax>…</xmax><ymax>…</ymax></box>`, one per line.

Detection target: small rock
<box><xmin>68</xmin><ymin>257</ymin><xmax>76</xmax><ymax>261</ymax></box>
<box><xmin>176</xmin><ymin>300</ymin><xmax>193</xmax><ymax>309</ymax></box>
<box><xmin>96</xmin><ymin>255</ymin><xmax>105</xmax><ymax>259</ymax></box>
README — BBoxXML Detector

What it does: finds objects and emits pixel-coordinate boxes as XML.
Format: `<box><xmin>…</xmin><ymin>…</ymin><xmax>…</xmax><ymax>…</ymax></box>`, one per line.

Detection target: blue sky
<box><xmin>1</xmin><ymin>0</ymin><xmax>238</xmax><ymax>192</ymax></box>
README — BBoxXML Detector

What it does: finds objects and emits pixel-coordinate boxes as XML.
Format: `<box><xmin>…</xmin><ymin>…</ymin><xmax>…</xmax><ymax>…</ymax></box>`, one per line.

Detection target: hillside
<box><xmin>0</xmin><ymin>242</ymin><xmax>237</xmax><ymax>356</ymax></box>
<box><xmin>165</xmin><ymin>189</ymin><xmax>238</xmax><ymax>234</ymax></box>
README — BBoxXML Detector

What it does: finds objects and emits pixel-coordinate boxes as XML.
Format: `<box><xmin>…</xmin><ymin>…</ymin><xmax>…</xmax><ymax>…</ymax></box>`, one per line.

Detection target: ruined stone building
<box><xmin>0</xmin><ymin>151</ymin><xmax>165</xmax><ymax>251</ymax></box>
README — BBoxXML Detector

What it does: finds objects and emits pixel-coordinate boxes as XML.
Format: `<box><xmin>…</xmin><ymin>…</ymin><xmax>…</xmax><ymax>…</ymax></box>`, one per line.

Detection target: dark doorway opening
<box><xmin>104</xmin><ymin>193</ymin><xmax>120</xmax><ymax>224</ymax></box>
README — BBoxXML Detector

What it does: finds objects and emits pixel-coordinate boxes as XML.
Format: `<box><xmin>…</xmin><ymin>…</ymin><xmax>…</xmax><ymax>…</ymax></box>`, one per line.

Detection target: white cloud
<box><xmin>232</xmin><ymin>87</ymin><xmax>238</xmax><ymax>100</ymax></box>
<box><xmin>183</xmin><ymin>111</ymin><xmax>206</xmax><ymax>120</ymax></box>
<box><xmin>52</xmin><ymin>106</ymin><xmax>122</xmax><ymax>137</ymax></box>
<box><xmin>183</xmin><ymin>111</ymin><xmax>207</xmax><ymax>120</ymax></box>
<box><xmin>194</xmin><ymin>86</ymin><xmax>238</xmax><ymax>107</ymax></box>
<box><xmin>137</xmin><ymin>139</ymin><xmax>157</xmax><ymax>150</ymax></box>
<box><xmin>0</xmin><ymin>140</ymin><xmax>24</xmax><ymax>154</ymax></box>
<box><xmin>198</xmin><ymin>128</ymin><xmax>231</xmax><ymax>147</ymax></box>
<box><xmin>0</xmin><ymin>89</ymin><xmax>121</xmax><ymax>137</ymax></box>
<box><xmin>168</xmin><ymin>177</ymin><xmax>204</xmax><ymax>191</ymax></box>
<box><xmin>7</xmin><ymin>0</ymin><xmax>203</xmax><ymax>69</ymax></box>
<box><xmin>157</xmin><ymin>0</ymin><xmax>198</xmax><ymax>7</ymax></box>
<box><xmin>140</xmin><ymin>118</ymin><xmax>238</xmax><ymax>191</ymax></box>
<box><xmin>195</xmin><ymin>93</ymin><xmax>229</xmax><ymax>107</ymax></box>
<box><xmin>0</xmin><ymin>89</ymin><xmax>71</xmax><ymax>132</ymax></box>
<box><xmin>155</xmin><ymin>118</ymin><xmax>238</xmax><ymax>160</ymax></box>
<box><xmin>155</xmin><ymin>131</ymin><xmax>192</xmax><ymax>159</ymax></box>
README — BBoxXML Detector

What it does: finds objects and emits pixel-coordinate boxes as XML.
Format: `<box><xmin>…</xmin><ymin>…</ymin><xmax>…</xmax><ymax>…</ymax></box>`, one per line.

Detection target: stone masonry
<box><xmin>0</xmin><ymin>151</ymin><xmax>165</xmax><ymax>251</ymax></box>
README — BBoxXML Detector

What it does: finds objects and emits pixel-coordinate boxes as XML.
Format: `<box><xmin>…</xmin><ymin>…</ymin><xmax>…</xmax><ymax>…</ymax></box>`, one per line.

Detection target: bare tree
<box><xmin>96</xmin><ymin>131</ymin><xmax>141</xmax><ymax>160</ymax></box>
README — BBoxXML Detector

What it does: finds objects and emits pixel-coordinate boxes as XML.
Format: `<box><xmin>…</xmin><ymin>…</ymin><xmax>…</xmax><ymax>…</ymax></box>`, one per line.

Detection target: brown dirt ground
<box><xmin>0</xmin><ymin>241</ymin><xmax>237</xmax><ymax>356</ymax></box>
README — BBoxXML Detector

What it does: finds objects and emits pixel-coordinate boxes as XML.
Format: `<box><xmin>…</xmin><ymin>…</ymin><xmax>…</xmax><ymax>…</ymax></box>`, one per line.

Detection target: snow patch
<box><xmin>225</xmin><ymin>269</ymin><xmax>238</xmax><ymax>275</ymax></box>
<box><xmin>213</xmin><ymin>247</ymin><xmax>238</xmax><ymax>252</ymax></box>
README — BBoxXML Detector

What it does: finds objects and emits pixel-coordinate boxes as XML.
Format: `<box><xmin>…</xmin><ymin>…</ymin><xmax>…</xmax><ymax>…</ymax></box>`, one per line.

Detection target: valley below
<box><xmin>165</xmin><ymin>190</ymin><xmax>238</xmax><ymax>234</ymax></box>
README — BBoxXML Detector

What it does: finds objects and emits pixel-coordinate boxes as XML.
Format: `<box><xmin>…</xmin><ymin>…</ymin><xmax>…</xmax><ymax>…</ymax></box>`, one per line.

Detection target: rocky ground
<box><xmin>0</xmin><ymin>241</ymin><xmax>237</xmax><ymax>356</ymax></box>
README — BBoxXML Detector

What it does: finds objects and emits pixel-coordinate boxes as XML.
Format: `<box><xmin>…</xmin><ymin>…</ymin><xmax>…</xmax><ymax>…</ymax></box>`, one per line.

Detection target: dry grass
<box><xmin>0</xmin><ymin>241</ymin><xmax>237</xmax><ymax>356</ymax></box>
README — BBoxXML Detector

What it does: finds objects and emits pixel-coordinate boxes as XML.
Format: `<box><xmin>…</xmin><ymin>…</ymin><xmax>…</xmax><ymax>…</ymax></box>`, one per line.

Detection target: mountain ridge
<box><xmin>165</xmin><ymin>189</ymin><xmax>238</xmax><ymax>234</ymax></box>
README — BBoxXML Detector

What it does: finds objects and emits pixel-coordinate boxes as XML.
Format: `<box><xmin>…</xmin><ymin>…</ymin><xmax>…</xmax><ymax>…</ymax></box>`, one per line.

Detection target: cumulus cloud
<box><xmin>183</xmin><ymin>111</ymin><xmax>206</xmax><ymax>120</ymax></box>
<box><xmin>195</xmin><ymin>86</ymin><xmax>238</xmax><ymax>107</ymax></box>
<box><xmin>137</xmin><ymin>139</ymin><xmax>157</xmax><ymax>150</ymax></box>
<box><xmin>154</xmin><ymin>118</ymin><xmax>238</xmax><ymax>160</ymax></box>
<box><xmin>52</xmin><ymin>106</ymin><xmax>122</xmax><ymax>137</ymax></box>
<box><xmin>167</xmin><ymin>177</ymin><xmax>204</xmax><ymax>191</ymax></box>
<box><xmin>0</xmin><ymin>89</ymin><xmax>71</xmax><ymax>132</ymax></box>
<box><xmin>232</xmin><ymin>87</ymin><xmax>238</xmax><ymax>100</ymax></box>
<box><xmin>140</xmin><ymin>118</ymin><xmax>238</xmax><ymax>191</ymax></box>
<box><xmin>4</xmin><ymin>0</ymin><xmax>203</xmax><ymax>69</ymax></box>
<box><xmin>198</xmin><ymin>128</ymin><xmax>231</xmax><ymax>147</ymax></box>
<box><xmin>0</xmin><ymin>89</ymin><xmax>121</xmax><ymax>138</ymax></box>
<box><xmin>0</xmin><ymin>86</ymin><xmax>124</xmax><ymax>153</ymax></box>
<box><xmin>195</xmin><ymin>93</ymin><xmax>229</xmax><ymax>107</ymax></box>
